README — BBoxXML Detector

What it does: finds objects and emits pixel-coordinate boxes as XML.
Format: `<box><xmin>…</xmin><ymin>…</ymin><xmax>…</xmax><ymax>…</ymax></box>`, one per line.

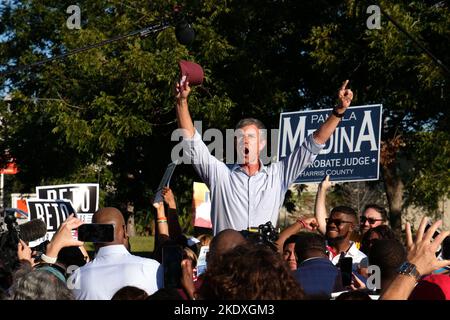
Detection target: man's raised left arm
<box><xmin>313</xmin><ymin>79</ymin><xmax>353</xmax><ymax>144</ymax></box>
<box><xmin>281</xmin><ymin>80</ymin><xmax>353</xmax><ymax>189</ymax></box>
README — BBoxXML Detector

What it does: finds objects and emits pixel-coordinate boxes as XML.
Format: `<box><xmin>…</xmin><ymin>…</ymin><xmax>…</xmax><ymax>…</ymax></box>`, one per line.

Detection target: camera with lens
<box><xmin>0</xmin><ymin>208</ymin><xmax>48</xmax><ymax>277</ymax></box>
<box><xmin>240</xmin><ymin>221</ymin><xmax>280</xmax><ymax>251</ymax></box>
<box><xmin>0</xmin><ymin>208</ymin><xmax>24</xmax><ymax>285</ymax></box>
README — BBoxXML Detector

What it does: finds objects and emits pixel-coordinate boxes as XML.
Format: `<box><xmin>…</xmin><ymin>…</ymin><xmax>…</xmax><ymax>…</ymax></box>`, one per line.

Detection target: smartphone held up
<box><xmin>338</xmin><ymin>256</ymin><xmax>353</xmax><ymax>287</ymax></box>
<box><xmin>76</xmin><ymin>223</ymin><xmax>114</xmax><ymax>243</ymax></box>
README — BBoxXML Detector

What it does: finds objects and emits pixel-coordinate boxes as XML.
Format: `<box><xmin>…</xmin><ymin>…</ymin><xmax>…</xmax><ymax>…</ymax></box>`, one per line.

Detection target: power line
<box><xmin>0</xmin><ymin>22</ymin><xmax>170</xmax><ymax>77</ymax></box>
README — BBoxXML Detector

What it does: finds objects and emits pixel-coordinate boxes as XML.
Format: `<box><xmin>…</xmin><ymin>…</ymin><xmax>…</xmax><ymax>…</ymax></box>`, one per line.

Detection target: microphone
<box><xmin>19</xmin><ymin>219</ymin><xmax>47</xmax><ymax>242</ymax></box>
<box><xmin>173</xmin><ymin>6</ymin><xmax>195</xmax><ymax>45</ymax></box>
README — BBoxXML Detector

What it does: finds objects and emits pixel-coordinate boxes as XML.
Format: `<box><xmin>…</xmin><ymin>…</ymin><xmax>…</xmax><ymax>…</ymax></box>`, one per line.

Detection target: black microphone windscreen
<box><xmin>175</xmin><ymin>22</ymin><xmax>195</xmax><ymax>45</ymax></box>
<box><xmin>19</xmin><ymin>219</ymin><xmax>47</xmax><ymax>242</ymax></box>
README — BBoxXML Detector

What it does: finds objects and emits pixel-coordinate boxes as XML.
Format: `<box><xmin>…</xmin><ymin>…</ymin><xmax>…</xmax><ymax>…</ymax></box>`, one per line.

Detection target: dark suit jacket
<box><xmin>294</xmin><ymin>257</ymin><xmax>344</xmax><ymax>299</ymax></box>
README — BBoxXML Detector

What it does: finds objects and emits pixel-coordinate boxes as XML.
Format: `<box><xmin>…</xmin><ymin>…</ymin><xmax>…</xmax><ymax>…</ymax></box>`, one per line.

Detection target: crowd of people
<box><xmin>0</xmin><ymin>183</ymin><xmax>449</xmax><ymax>301</ymax></box>
<box><xmin>0</xmin><ymin>79</ymin><xmax>449</xmax><ymax>301</ymax></box>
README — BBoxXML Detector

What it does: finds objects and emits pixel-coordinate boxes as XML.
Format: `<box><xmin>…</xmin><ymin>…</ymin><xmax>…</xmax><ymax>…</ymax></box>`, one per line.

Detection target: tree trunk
<box><xmin>126</xmin><ymin>202</ymin><xmax>136</xmax><ymax>237</ymax></box>
<box><xmin>382</xmin><ymin>163</ymin><xmax>404</xmax><ymax>238</ymax></box>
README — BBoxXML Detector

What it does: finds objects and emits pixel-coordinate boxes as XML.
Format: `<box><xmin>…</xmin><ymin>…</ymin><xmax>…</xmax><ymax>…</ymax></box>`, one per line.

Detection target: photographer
<box><xmin>0</xmin><ymin>210</ymin><xmax>44</xmax><ymax>291</ymax></box>
<box><xmin>1</xmin><ymin>212</ymin><xmax>84</xmax><ymax>298</ymax></box>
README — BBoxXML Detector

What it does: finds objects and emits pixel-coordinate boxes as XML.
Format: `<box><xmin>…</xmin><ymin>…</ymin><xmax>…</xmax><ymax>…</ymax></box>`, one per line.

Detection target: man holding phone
<box><xmin>325</xmin><ymin>206</ymin><xmax>368</xmax><ymax>276</ymax></box>
<box><xmin>69</xmin><ymin>207</ymin><xmax>163</xmax><ymax>300</ymax></box>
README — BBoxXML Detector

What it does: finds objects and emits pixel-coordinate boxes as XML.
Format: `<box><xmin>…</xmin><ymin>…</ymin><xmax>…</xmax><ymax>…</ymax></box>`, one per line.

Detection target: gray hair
<box><xmin>9</xmin><ymin>268</ymin><xmax>74</xmax><ymax>300</ymax></box>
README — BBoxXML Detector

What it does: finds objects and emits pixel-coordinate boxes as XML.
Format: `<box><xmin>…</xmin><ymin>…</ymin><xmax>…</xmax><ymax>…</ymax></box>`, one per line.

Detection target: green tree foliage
<box><xmin>404</xmin><ymin>131</ymin><xmax>450</xmax><ymax>210</ymax></box>
<box><xmin>0</xmin><ymin>0</ymin><xmax>448</xmax><ymax>234</ymax></box>
<box><xmin>302</xmin><ymin>0</ymin><xmax>449</xmax><ymax>231</ymax></box>
<box><xmin>0</xmin><ymin>0</ymin><xmax>236</xmax><ymax>226</ymax></box>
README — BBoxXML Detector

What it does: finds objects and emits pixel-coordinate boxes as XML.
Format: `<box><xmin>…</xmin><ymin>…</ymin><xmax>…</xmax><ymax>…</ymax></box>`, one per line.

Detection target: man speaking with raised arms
<box><xmin>175</xmin><ymin>79</ymin><xmax>353</xmax><ymax>235</ymax></box>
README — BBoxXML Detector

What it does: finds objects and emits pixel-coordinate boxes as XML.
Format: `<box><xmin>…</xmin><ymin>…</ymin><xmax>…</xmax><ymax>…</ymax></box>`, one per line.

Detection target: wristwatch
<box><xmin>332</xmin><ymin>107</ymin><xmax>345</xmax><ymax>118</ymax></box>
<box><xmin>397</xmin><ymin>262</ymin><xmax>421</xmax><ymax>282</ymax></box>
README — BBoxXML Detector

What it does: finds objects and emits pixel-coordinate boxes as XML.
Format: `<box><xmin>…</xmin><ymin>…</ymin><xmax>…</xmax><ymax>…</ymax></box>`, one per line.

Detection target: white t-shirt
<box><xmin>329</xmin><ymin>241</ymin><xmax>369</xmax><ymax>271</ymax></box>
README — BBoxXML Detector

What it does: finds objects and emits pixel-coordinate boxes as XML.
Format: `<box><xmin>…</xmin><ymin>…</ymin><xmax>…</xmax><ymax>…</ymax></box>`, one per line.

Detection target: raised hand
<box><xmin>319</xmin><ymin>175</ymin><xmax>332</xmax><ymax>191</ymax></box>
<box><xmin>162</xmin><ymin>187</ymin><xmax>176</xmax><ymax>208</ymax></box>
<box><xmin>17</xmin><ymin>239</ymin><xmax>34</xmax><ymax>266</ymax></box>
<box><xmin>181</xmin><ymin>259</ymin><xmax>196</xmax><ymax>300</ymax></box>
<box><xmin>336</xmin><ymin>79</ymin><xmax>353</xmax><ymax>112</ymax></box>
<box><xmin>153</xmin><ymin>201</ymin><xmax>163</xmax><ymax>209</ymax></box>
<box><xmin>46</xmin><ymin>214</ymin><xmax>84</xmax><ymax>258</ymax></box>
<box><xmin>298</xmin><ymin>217</ymin><xmax>319</xmax><ymax>231</ymax></box>
<box><xmin>405</xmin><ymin>217</ymin><xmax>450</xmax><ymax>276</ymax></box>
<box><xmin>380</xmin><ymin>217</ymin><xmax>450</xmax><ymax>300</ymax></box>
<box><xmin>175</xmin><ymin>76</ymin><xmax>191</xmax><ymax>100</ymax></box>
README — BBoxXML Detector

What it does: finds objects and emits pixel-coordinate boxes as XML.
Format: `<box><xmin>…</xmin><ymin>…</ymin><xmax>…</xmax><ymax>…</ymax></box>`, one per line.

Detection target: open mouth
<box><xmin>244</xmin><ymin>147</ymin><xmax>249</xmax><ymax>155</ymax></box>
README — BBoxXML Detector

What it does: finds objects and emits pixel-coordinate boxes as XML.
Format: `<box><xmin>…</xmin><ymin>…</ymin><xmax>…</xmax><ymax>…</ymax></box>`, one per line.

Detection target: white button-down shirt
<box><xmin>184</xmin><ymin>130</ymin><xmax>324</xmax><ymax>234</ymax></box>
<box><xmin>69</xmin><ymin>245</ymin><xmax>163</xmax><ymax>300</ymax></box>
<box><xmin>329</xmin><ymin>241</ymin><xmax>368</xmax><ymax>271</ymax></box>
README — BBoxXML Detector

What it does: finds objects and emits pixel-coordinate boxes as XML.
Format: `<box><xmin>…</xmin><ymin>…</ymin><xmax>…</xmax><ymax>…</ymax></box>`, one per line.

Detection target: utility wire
<box><xmin>0</xmin><ymin>22</ymin><xmax>170</xmax><ymax>77</ymax></box>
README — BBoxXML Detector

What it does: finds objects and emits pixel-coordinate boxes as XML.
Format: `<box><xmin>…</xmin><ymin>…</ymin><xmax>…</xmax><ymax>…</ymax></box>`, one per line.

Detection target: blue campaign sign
<box><xmin>277</xmin><ymin>104</ymin><xmax>382</xmax><ymax>183</ymax></box>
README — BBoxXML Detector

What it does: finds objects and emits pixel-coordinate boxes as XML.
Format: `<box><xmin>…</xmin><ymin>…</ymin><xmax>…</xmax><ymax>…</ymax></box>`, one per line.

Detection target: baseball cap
<box><xmin>178</xmin><ymin>60</ymin><xmax>204</xmax><ymax>86</ymax></box>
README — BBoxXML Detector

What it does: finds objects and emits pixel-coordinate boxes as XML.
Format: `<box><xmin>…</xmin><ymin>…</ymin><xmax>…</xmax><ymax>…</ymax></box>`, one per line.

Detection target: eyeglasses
<box><xmin>325</xmin><ymin>218</ymin><xmax>353</xmax><ymax>227</ymax></box>
<box><xmin>360</xmin><ymin>216</ymin><xmax>384</xmax><ymax>225</ymax></box>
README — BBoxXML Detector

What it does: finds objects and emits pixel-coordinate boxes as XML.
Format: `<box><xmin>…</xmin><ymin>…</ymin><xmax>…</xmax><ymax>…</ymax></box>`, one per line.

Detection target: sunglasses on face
<box><xmin>360</xmin><ymin>216</ymin><xmax>384</xmax><ymax>225</ymax></box>
<box><xmin>325</xmin><ymin>218</ymin><xmax>353</xmax><ymax>227</ymax></box>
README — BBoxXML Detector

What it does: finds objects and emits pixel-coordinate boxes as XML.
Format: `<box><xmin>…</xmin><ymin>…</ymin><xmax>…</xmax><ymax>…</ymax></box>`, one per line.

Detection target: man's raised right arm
<box><xmin>174</xmin><ymin>80</ymin><xmax>226</xmax><ymax>186</ymax></box>
<box><xmin>175</xmin><ymin>80</ymin><xmax>195</xmax><ymax>138</ymax></box>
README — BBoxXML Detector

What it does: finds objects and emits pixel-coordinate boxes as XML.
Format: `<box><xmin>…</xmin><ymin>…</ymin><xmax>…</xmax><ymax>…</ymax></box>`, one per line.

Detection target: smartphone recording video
<box><xmin>339</xmin><ymin>257</ymin><xmax>353</xmax><ymax>287</ymax></box>
<box><xmin>77</xmin><ymin>224</ymin><xmax>114</xmax><ymax>243</ymax></box>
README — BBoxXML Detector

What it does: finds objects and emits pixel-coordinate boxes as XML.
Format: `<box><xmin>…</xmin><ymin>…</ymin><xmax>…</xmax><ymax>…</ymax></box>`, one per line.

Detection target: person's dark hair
<box><xmin>283</xmin><ymin>234</ymin><xmax>300</xmax><ymax>249</ymax></box>
<box><xmin>294</xmin><ymin>232</ymin><xmax>327</xmax><ymax>263</ymax></box>
<box><xmin>9</xmin><ymin>268</ymin><xmax>74</xmax><ymax>300</ymax></box>
<box><xmin>0</xmin><ymin>228</ymin><xmax>22</xmax><ymax>290</ymax></box>
<box><xmin>335</xmin><ymin>290</ymin><xmax>372</xmax><ymax>300</ymax></box>
<box><xmin>369</xmin><ymin>239</ymin><xmax>406</xmax><ymax>282</ymax></box>
<box><xmin>112</xmin><ymin>286</ymin><xmax>149</xmax><ymax>300</ymax></box>
<box><xmin>146</xmin><ymin>288</ymin><xmax>184</xmax><ymax>300</ymax></box>
<box><xmin>330</xmin><ymin>206</ymin><xmax>357</xmax><ymax>223</ymax></box>
<box><xmin>362</xmin><ymin>204</ymin><xmax>388</xmax><ymax>221</ymax></box>
<box><xmin>360</xmin><ymin>225</ymin><xmax>397</xmax><ymax>254</ymax></box>
<box><xmin>199</xmin><ymin>243</ymin><xmax>305</xmax><ymax>300</ymax></box>
<box><xmin>57</xmin><ymin>246</ymin><xmax>88</xmax><ymax>269</ymax></box>
<box><xmin>235</xmin><ymin>118</ymin><xmax>267</xmax><ymax>140</ymax></box>
<box><xmin>207</xmin><ymin>229</ymin><xmax>247</xmax><ymax>269</ymax></box>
